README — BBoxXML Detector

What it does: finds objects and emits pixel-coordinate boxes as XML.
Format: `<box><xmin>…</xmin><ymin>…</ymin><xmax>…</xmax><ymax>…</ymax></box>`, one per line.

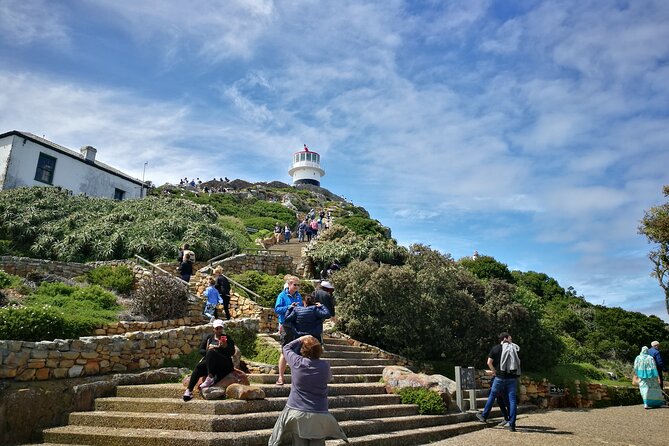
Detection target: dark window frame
<box><xmin>113</xmin><ymin>188</ymin><xmax>126</xmax><ymax>201</ymax></box>
<box><xmin>34</xmin><ymin>152</ymin><xmax>57</xmax><ymax>184</ymax></box>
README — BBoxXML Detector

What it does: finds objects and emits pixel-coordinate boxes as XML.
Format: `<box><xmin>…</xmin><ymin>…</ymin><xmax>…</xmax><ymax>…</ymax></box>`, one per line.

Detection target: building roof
<box><xmin>0</xmin><ymin>130</ymin><xmax>145</xmax><ymax>186</ymax></box>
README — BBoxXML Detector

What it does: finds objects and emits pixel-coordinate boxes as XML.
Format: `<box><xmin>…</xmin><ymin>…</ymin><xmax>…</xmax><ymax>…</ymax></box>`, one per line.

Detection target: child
<box><xmin>202</xmin><ymin>277</ymin><xmax>222</xmax><ymax>321</ymax></box>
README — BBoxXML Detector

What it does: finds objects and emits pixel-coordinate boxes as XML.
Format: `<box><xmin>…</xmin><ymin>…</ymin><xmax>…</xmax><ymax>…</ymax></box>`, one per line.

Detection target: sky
<box><xmin>1</xmin><ymin>0</ymin><xmax>668</xmax><ymax>321</ymax></box>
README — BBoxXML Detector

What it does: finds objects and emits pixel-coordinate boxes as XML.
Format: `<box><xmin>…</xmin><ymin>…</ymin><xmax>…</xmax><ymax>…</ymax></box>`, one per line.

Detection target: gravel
<box><xmin>428</xmin><ymin>405</ymin><xmax>669</xmax><ymax>446</ymax></box>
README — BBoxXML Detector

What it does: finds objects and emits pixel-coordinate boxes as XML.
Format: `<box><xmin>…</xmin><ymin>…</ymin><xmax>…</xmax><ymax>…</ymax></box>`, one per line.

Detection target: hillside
<box><xmin>0</xmin><ymin>184</ymin><xmax>667</xmax><ymax>373</ymax></box>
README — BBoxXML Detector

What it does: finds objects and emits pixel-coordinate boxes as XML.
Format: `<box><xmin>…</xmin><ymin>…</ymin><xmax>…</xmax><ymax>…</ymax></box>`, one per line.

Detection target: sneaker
<box><xmin>498</xmin><ymin>420</ymin><xmax>509</xmax><ymax>427</ymax></box>
<box><xmin>508</xmin><ymin>425</ymin><xmax>516</xmax><ymax>432</ymax></box>
<box><xmin>475</xmin><ymin>413</ymin><xmax>487</xmax><ymax>423</ymax></box>
<box><xmin>182</xmin><ymin>389</ymin><xmax>193</xmax><ymax>401</ymax></box>
<box><xmin>199</xmin><ymin>376</ymin><xmax>215</xmax><ymax>389</ymax></box>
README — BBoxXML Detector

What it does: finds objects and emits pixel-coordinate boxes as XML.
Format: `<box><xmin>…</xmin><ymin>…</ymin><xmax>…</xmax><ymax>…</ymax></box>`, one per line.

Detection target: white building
<box><xmin>0</xmin><ymin>130</ymin><xmax>146</xmax><ymax>199</ymax></box>
<box><xmin>288</xmin><ymin>145</ymin><xmax>325</xmax><ymax>186</ymax></box>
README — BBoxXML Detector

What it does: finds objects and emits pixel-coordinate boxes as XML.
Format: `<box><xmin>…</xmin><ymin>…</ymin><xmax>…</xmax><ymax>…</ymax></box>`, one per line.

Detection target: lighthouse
<box><xmin>288</xmin><ymin>144</ymin><xmax>325</xmax><ymax>186</ymax></box>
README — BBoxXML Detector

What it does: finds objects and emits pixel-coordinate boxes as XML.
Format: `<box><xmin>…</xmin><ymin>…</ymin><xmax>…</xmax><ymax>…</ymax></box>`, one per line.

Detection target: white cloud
<box><xmin>0</xmin><ymin>0</ymin><xmax>69</xmax><ymax>47</ymax></box>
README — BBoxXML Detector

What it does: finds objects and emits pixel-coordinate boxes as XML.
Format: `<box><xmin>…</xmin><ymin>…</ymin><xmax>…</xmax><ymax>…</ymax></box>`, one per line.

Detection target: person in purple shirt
<box><xmin>268</xmin><ymin>336</ymin><xmax>348</xmax><ymax>446</ymax></box>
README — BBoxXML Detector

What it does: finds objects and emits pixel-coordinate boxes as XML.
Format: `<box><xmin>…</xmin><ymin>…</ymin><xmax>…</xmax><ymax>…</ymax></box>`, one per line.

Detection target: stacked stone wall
<box><xmin>0</xmin><ymin>318</ymin><xmax>258</xmax><ymax>382</ymax></box>
<box><xmin>215</xmin><ymin>253</ymin><xmax>294</xmax><ymax>275</ymax></box>
<box><xmin>476</xmin><ymin>370</ymin><xmax>633</xmax><ymax>408</ymax></box>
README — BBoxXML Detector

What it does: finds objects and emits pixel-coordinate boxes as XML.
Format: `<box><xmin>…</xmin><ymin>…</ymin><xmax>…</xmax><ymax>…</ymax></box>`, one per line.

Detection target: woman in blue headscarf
<box><xmin>634</xmin><ymin>346</ymin><xmax>664</xmax><ymax>409</ymax></box>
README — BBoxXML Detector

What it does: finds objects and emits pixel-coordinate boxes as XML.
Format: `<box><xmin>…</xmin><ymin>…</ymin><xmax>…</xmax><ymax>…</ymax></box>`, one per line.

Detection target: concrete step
<box><xmin>115</xmin><ymin>382</ymin><xmax>387</xmax><ymax>399</ymax></box>
<box><xmin>248</xmin><ymin>373</ymin><xmax>382</xmax><ymax>384</ymax></box>
<box><xmin>326</xmin><ymin>420</ymin><xmax>491</xmax><ymax>446</ymax></box>
<box><xmin>42</xmin><ymin>413</ymin><xmax>481</xmax><ymax>446</ymax></box>
<box><xmin>321</xmin><ymin>351</ymin><xmax>380</xmax><ymax>359</ymax></box>
<box><xmin>324</xmin><ymin>358</ymin><xmax>395</xmax><ymax>366</ymax></box>
<box><xmin>43</xmin><ymin>424</ymin><xmax>270</xmax><ymax>446</ymax></box>
<box><xmin>68</xmin><ymin>404</ymin><xmax>419</xmax><ymax>432</ymax></box>
<box><xmin>330</xmin><ymin>365</ymin><xmax>387</xmax><ymax>375</ymax></box>
<box><xmin>96</xmin><ymin>394</ymin><xmax>402</xmax><ymax>415</ymax></box>
<box><xmin>263</xmin><ymin>334</ymin><xmax>351</xmax><ymax>346</ymax></box>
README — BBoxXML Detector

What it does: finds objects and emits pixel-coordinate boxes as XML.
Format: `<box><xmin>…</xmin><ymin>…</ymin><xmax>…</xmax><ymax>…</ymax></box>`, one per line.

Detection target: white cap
<box><xmin>320</xmin><ymin>281</ymin><xmax>334</xmax><ymax>290</ymax></box>
<box><xmin>212</xmin><ymin>319</ymin><xmax>224</xmax><ymax>328</ymax></box>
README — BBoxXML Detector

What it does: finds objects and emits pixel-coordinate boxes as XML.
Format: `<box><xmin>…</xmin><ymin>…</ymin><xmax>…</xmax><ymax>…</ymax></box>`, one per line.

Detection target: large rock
<box><xmin>201</xmin><ymin>369</ymin><xmax>251</xmax><ymax>400</ymax></box>
<box><xmin>226</xmin><ymin>383</ymin><xmax>265</xmax><ymax>400</ymax></box>
<box><xmin>382</xmin><ymin>365</ymin><xmax>457</xmax><ymax>409</ymax></box>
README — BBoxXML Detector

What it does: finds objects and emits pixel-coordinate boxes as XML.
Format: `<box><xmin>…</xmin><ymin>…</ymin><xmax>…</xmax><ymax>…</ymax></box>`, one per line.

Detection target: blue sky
<box><xmin>1</xmin><ymin>1</ymin><xmax>668</xmax><ymax>321</ymax></box>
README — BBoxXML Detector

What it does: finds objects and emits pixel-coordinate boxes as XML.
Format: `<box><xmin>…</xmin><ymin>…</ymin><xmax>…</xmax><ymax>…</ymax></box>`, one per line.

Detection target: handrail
<box><xmin>134</xmin><ymin>255</ymin><xmax>190</xmax><ymax>288</ymax></box>
<box><xmin>221</xmin><ymin>273</ymin><xmax>263</xmax><ymax>309</ymax></box>
<box><xmin>206</xmin><ymin>248</ymin><xmax>237</xmax><ymax>266</ymax></box>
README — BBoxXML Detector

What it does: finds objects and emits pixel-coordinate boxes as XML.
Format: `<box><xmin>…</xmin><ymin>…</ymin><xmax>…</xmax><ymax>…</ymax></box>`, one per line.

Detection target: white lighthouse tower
<box><xmin>288</xmin><ymin>144</ymin><xmax>325</xmax><ymax>186</ymax></box>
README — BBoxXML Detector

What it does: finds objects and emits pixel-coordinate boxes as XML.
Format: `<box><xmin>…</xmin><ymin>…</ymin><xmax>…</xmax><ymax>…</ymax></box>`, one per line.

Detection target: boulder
<box><xmin>225</xmin><ymin>384</ymin><xmax>265</xmax><ymax>400</ymax></box>
<box><xmin>200</xmin><ymin>369</ymin><xmax>251</xmax><ymax>400</ymax></box>
<box><xmin>382</xmin><ymin>365</ymin><xmax>457</xmax><ymax>409</ymax></box>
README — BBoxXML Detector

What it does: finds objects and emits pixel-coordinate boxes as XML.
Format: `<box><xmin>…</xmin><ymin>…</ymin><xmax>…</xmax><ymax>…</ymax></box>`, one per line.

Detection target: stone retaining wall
<box><xmin>0</xmin><ymin>367</ymin><xmax>187</xmax><ymax>446</ymax></box>
<box><xmin>476</xmin><ymin>370</ymin><xmax>634</xmax><ymax>408</ymax></box>
<box><xmin>0</xmin><ymin>318</ymin><xmax>258</xmax><ymax>381</ymax></box>
<box><xmin>214</xmin><ymin>253</ymin><xmax>294</xmax><ymax>275</ymax></box>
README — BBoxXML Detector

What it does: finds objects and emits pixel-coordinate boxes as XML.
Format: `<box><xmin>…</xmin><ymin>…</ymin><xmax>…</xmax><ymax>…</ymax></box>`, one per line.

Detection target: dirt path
<box><xmin>429</xmin><ymin>405</ymin><xmax>669</xmax><ymax>446</ymax></box>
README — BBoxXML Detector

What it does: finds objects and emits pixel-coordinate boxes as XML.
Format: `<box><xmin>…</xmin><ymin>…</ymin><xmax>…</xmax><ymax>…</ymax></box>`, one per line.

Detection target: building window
<box><xmin>34</xmin><ymin>152</ymin><xmax>57</xmax><ymax>184</ymax></box>
<box><xmin>114</xmin><ymin>188</ymin><xmax>126</xmax><ymax>200</ymax></box>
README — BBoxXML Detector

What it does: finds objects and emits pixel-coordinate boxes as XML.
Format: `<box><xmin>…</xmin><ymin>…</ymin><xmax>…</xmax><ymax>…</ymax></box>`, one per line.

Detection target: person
<box><xmin>634</xmin><ymin>346</ymin><xmax>664</xmax><ymax>408</ymax></box>
<box><xmin>274</xmin><ymin>276</ymin><xmax>303</xmax><ymax>385</ymax></box>
<box><xmin>177</xmin><ymin>243</ymin><xmax>195</xmax><ymax>263</ymax></box>
<box><xmin>214</xmin><ymin>267</ymin><xmax>232</xmax><ymax>320</ymax></box>
<box><xmin>183</xmin><ymin>319</ymin><xmax>236</xmax><ymax>401</ymax></box>
<box><xmin>178</xmin><ymin>253</ymin><xmax>194</xmax><ymax>282</ymax></box>
<box><xmin>305</xmin><ymin>221</ymin><xmax>313</xmax><ymax>242</ymax></box>
<box><xmin>310</xmin><ymin>219</ymin><xmax>319</xmax><ymax>239</ymax></box>
<box><xmin>268</xmin><ymin>335</ymin><xmax>348</xmax><ymax>446</ymax></box>
<box><xmin>284</xmin><ymin>293</ymin><xmax>331</xmax><ymax>345</ymax></box>
<box><xmin>284</xmin><ymin>225</ymin><xmax>291</xmax><ymax>243</ymax></box>
<box><xmin>476</xmin><ymin>332</ymin><xmax>520</xmax><ymax>432</ymax></box>
<box><xmin>202</xmin><ymin>277</ymin><xmax>223</xmax><ymax>320</ymax></box>
<box><xmin>472</xmin><ymin>250</ymin><xmax>479</xmax><ymax>260</ymax></box>
<box><xmin>298</xmin><ymin>220</ymin><xmax>307</xmax><ymax>242</ymax></box>
<box><xmin>274</xmin><ymin>223</ymin><xmax>282</xmax><ymax>244</ymax></box>
<box><xmin>648</xmin><ymin>341</ymin><xmax>667</xmax><ymax>391</ymax></box>
<box><xmin>313</xmin><ymin>281</ymin><xmax>336</xmax><ymax>322</ymax></box>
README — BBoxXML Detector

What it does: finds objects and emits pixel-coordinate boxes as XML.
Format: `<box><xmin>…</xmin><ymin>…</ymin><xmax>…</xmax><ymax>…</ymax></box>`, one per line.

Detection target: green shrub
<box><xmin>0</xmin><ymin>305</ymin><xmax>111</xmax><ymax>341</ymax></box>
<box><xmin>230</xmin><ymin>271</ymin><xmax>285</xmax><ymax>307</ymax></box>
<box><xmin>247</xmin><ymin>337</ymin><xmax>281</xmax><ymax>365</ymax></box>
<box><xmin>131</xmin><ymin>275</ymin><xmax>189</xmax><ymax>321</ymax></box>
<box><xmin>0</xmin><ymin>270</ymin><xmax>19</xmax><ymax>288</ymax></box>
<box><xmin>162</xmin><ymin>350</ymin><xmax>201</xmax><ymax>370</ymax></box>
<box><xmin>85</xmin><ymin>265</ymin><xmax>134</xmax><ymax>294</ymax></box>
<box><xmin>29</xmin><ymin>283</ymin><xmax>119</xmax><ymax>311</ymax></box>
<box><xmin>243</xmin><ymin>217</ymin><xmax>282</xmax><ymax>232</ymax></box>
<box><xmin>608</xmin><ymin>386</ymin><xmax>641</xmax><ymax>406</ymax></box>
<box><xmin>396</xmin><ymin>387</ymin><xmax>446</xmax><ymax>415</ymax></box>
<box><xmin>225</xmin><ymin>325</ymin><xmax>258</xmax><ymax>357</ymax></box>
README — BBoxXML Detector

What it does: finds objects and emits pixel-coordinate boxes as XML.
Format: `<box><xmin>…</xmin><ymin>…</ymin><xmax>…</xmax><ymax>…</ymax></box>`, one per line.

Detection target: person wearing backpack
<box><xmin>475</xmin><ymin>332</ymin><xmax>521</xmax><ymax>432</ymax></box>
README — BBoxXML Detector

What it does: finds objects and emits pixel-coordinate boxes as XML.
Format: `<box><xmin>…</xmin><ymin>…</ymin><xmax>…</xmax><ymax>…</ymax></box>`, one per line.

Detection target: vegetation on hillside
<box><xmin>0</xmin><ymin>187</ymin><xmax>238</xmax><ymax>261</ymax></box>
<box><xmin>329</xmin><ymin>242</ymin><xmax>669</xmax><ymax>372</ymax></box>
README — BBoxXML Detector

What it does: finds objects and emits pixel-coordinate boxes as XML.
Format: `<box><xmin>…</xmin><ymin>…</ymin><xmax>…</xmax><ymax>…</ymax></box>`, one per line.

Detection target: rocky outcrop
<box><xmin>382</xmin><ymin>365</ymin><xmax>457</xmax><ymax>409</ymax></box>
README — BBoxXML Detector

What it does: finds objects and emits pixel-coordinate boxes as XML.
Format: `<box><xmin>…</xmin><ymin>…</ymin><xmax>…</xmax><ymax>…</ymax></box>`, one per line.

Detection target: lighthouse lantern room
<box><xmin>288</xmin><ymin>144</ymin><xmax>325</xmax><ymax>186</ymax></box>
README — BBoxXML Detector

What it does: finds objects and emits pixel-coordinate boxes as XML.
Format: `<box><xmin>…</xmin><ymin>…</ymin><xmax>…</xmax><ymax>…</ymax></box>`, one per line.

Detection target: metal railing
<box><xmin>206</xmin><ymin>248</ymin><xmax>238</xmax><ymax>266</ymax></box>
<box><xmin>134</xmin><ymin>255</ymin><xmax>190</xmax><ymax>287</ymax></box>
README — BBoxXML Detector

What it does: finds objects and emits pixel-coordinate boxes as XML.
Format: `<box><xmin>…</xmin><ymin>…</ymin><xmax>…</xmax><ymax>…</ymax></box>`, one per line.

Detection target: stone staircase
<box><xmin>33</xmin><ymin>334</ymin><xmax>529</xmax><ymax>446</ymax></box>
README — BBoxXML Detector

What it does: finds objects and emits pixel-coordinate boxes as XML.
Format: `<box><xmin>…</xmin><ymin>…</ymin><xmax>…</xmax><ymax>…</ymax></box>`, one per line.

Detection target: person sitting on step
<box><xmin>183</xmin><ymin>319</ymin><xmax>235</xmax><ymax>401</ymax></box>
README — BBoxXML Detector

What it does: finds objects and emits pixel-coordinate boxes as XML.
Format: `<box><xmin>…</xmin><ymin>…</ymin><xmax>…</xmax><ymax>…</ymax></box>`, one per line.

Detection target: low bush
<box><xmin>0</xmin><ymin>270</ymin><xmax>16</xmax><ymax>288</ymax></box>
<box><xmin>230</xmin><ymin>271</ymin><xmax>285</xmax><ymax>307</ymax></box>
<box><xmin>28</xmin><ymin>283</ymin><xmax>119</xmax><ymax>311</ymax></box>
<box><xmin>85</xmin><ymin>265</ymin><xmax>134</xmax><ymax>294</ymax></box>
<box><xmin>396</xmin><ymin>387</ymin><xmax>446</xmax><ymax>415</ymax></box>
<box><xmin>131</xmin><ymin>275</ymin><xmax>189</xmax><ymax>321</ymax></box>
<box><xmin>0</xmin><ymin>304</ymin><xmax>115</xmax><ymax>341</ymax></box>
<box><xmin>162</xmin><ymin>350</ymin><xmax>201</xmax><ymax>370</ymax></box>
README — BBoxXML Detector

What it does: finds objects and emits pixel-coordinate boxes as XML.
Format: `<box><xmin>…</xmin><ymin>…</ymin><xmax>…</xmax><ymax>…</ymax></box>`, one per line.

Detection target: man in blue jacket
<box><xmin>274</xmin><ymin>275</ymin><xmax>303</xmax><ymax>385</ymax></box>
<box><xmin>648</xmin><ymin>341</ymin><xmax>666</xmax><ymax>394</ymax></box>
